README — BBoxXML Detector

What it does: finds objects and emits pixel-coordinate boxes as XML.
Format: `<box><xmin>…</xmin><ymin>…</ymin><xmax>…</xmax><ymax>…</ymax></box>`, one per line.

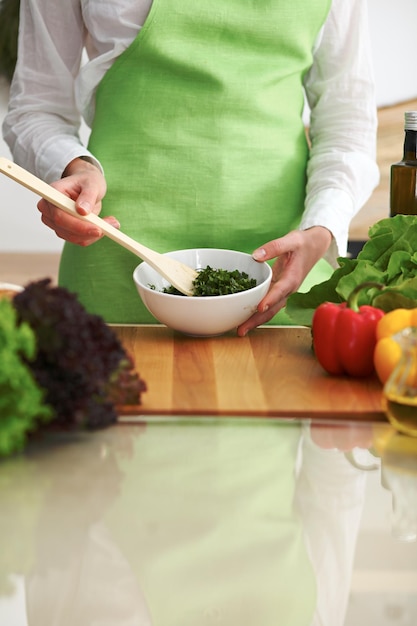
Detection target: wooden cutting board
<box><xmin>114</xmin><ymin>325</ymin><xmax>385</xmax><ymax>420</ymax></box>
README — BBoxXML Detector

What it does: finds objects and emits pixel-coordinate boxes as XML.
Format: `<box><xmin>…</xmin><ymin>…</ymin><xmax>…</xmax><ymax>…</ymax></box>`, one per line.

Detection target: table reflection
<box><xmin>373</xmin><ymin>425</ymin><xmax>417</xmax><ymax>542</ymax></box>
<box><xmin>0</xmin><ymin>419</ymin><xmax>416</xmax><ymax>626</ymax></box>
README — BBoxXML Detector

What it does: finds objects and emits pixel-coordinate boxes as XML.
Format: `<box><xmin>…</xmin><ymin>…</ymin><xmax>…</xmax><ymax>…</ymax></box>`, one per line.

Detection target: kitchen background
<box><xmin>0</xmin><ymin>1</ymin><xmax>417</xmax><ymax>625</ymax></box>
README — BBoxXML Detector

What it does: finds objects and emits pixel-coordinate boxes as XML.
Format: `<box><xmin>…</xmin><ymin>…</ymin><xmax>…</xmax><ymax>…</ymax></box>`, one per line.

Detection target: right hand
<box><xmin>37</xmin><ymin>157</ymin><xmax>120</xmax><ymax>245</ymax></box>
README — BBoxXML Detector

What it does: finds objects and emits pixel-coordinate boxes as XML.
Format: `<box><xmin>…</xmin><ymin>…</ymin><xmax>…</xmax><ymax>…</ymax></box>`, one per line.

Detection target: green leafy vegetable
<box><xmin>0</xmin><ymin>298</ymin><xmax>52</xmax><ymax>457</ymax></box>
<box><xmin>13</xmin><ymin>279</ymin><xmax>147</xmax><ymax>431</ymax></box>
<box><xmin>160</xmin><ymin>265</ymin><xmax>257</xmax><ymax>296</ymax></box>
<box><xmin>193</xmin><ymin>266</ymin><xmax>256</xmax><ymax>296</ymax></box>
<box><xmin>0</xmin><ymin>279</ymin><xmax>147</xmax><ymax>460</ymax></box>
<box><xmin>286</xmin><ymin>215</ymin><xmax>417</xmax><ymax>326</ymax></box>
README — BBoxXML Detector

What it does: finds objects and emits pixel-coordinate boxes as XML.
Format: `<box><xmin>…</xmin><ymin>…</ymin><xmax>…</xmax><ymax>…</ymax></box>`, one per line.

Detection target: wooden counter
<box><xmin>114</xmin><ymin>325</ymin><xmax>385</xmax><ymax>421</ymax></box>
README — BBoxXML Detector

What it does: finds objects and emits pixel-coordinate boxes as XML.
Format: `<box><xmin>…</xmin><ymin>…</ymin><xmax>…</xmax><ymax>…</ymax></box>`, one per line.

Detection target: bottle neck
<box><xmin>404</xmin><ymin>129</ymin><xmax>417</xmax><ymax>161</ymax></box>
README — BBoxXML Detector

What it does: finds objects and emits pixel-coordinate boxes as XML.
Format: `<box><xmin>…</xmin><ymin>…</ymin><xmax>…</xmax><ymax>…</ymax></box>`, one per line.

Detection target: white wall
<box><xmin>0</xmin><ymin>77</ymin><xmax>65</xmax><ymax>253</ymax></box>
<box><xmin>1</xmin><ymin>0</ymin><xmax>417</xmax><ymax>252</ymax></box>
<box><xmin>304</xmin><ymin>0</ymin><xmax>417</xmax><ymax>119</ymax></box>
<box><xmin>367</xmin><ymin>0</ymin><xmax>417</xmax><ymax>107</ymax></box>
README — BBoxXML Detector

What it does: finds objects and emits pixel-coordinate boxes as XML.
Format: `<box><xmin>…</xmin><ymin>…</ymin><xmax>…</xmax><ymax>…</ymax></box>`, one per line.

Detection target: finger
<box><xmin>252</xmin><ymin>231</ymin><xmax>303</xmax><ymax>262</ymax></box>
<box><xmin>40</xmin><ymin>207</ymin><xmax>120</xmax><ymax>246</ymax></box>
<box><xmin>38</xmin><ymin>199</ymin><xmax>102</xmax><ymax>244</ymax></box>
<box><xmin>38</xmin><ymin>198</ymin><xmax>99</xmax><ymax>235</ymax></box>
<box><xmin>257</xmin><ymin>271</ymin><xmax>299</xmax><ymax>313</ymax></box>
<box><xmin>237</xmin><ymin>265</ymin><xmax>303</xmax><ymax>336</ymax></box>
<box><xmin>103</xmin><ymin>215</ymin><xmax>121</xmax><ymax>229</ymax></box>
<box><xmin>237</xmin><ymin>282</ymin><xmax>289</xmax><ymax>336</ymax></box>
<box><xmin>40</xmin><ymin>213</ymin><xmax>102</xmax><ymax>245</ymax></box>
<box><xmin>74</xmin><ymin>177</ymin><xmax>106</xmax><ymax>217</ymax></box>
<box><xmin>39</xmin><ymin>198</ymin><xmax>119</xmax><ymax>231</ymax></box>
<box><xmin>237</xmin><ymin>300</ymin><xmax>285</xmax><ymax>337</ymax></box>
<box><xmin>75</xmin><ymin>199</ymin><xmax>92</xmax><ymax>216</ymax></box>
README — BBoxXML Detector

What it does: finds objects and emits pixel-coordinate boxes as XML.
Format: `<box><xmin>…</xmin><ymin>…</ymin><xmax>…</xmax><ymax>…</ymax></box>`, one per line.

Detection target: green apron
<box><xmin>59</xmin><ymin>0</ymin><xmax>332</xmax><ymax>323</ymax></box>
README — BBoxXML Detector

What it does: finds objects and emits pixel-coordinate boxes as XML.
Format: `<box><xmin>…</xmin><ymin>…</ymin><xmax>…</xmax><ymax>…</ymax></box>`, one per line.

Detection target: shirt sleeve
<box><xmin>294</xmin><ymin>425</ymin><xmax>370</xmax><ymax>626</ymax></box>
<box><xmin>2</xmin><ymin>0</ymin><xmax>96</xmax><ymax>183</ymax></box>
<box><xmin>301</xmin><ymin>0</ymin><xmax>380</xmax><ymax>267</ymax></box>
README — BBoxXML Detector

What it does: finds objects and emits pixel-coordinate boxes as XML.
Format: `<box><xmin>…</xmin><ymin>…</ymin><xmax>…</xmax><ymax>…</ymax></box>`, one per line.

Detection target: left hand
<box><xmin>237</xmin><ymin>226</ymin><xmax>332</xmax><ymax>336</ymax></box>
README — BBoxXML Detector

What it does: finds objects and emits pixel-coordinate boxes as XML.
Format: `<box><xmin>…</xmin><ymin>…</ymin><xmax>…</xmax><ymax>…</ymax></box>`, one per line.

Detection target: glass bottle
<box><xmin>382</xmin><ymin>326</ymin><xmax>417</xmax><ymax>437</ymax></box>
<box><xmin>390</xmin><ymin>111</ymin><xmax>417</xmax><ymax>216</ymax></box>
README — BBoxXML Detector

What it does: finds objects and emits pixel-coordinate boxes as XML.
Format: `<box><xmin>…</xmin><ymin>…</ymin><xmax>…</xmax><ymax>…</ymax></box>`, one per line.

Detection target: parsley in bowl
<box><xmin>133</xmin><ymin>248</ymin><xmax>272</xmax><ymax>336</ymax></box>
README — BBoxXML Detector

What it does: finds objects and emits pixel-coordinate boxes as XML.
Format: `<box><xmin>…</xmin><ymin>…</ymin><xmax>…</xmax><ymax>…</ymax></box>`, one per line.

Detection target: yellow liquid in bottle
<box><xmin>383</xmin><ymin>393</ymin><xmax>417</xmax><ymax>437</ymax></box>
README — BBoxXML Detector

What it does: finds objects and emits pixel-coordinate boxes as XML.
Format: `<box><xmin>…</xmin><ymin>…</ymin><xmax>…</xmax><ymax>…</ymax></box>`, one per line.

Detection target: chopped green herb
<box><xmin>193</xmin><ymin>266</ymin><xmax>256</xmax><ymax>296</ymax></box>
<box><xmin>161</xmin><ymin>285</ymin><xmax>183</xmax><ymax>295</ymax></box>
<box><xmin>161</xmin><ymin>266</ymin><xmax>257</xmax><ymax>296</ymax></box>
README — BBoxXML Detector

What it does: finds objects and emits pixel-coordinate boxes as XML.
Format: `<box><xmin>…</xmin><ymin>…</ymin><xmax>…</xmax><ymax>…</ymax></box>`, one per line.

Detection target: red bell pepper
<box><xmin>312</xmin><ymin>282</ymin><xmax>385</xmax><ymax>377</ymax></box>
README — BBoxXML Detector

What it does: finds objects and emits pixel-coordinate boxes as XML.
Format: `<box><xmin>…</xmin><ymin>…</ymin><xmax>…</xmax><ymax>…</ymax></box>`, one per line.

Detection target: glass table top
<box><xmin>0</xmin><ymin>418</ymin><xmax>416</xmax><ymax>626</ymax></box>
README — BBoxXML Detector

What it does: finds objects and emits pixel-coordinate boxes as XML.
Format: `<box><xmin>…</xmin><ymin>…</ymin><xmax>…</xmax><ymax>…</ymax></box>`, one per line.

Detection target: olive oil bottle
<box><xmin>390</xmin><ymin>111</ymin><xmax>417</xmax><ymax>216</ymax></box>
<box><xmin>382</xmin><ymin>327</ymin><xmax>417</xmax><ymax>438</ymax></box>
<box><xmin>383</xmin><ymin>394</ymin><xmax>417</xmax><ymax>438</ymax></box>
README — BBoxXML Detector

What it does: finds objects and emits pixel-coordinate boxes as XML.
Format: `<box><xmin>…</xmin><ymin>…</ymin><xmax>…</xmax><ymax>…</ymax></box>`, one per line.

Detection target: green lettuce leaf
<box><xmin>0</xmin><ymin>299</ymin><xmax>52</xmax><ymax>457</ymax></box>
<box><xmin>286</xmin><ymin>215</ymin><xmax>417</xmax><ymax>326</ymax></box>
<box><xmin>285</xmin><ymin>257</ymin><xmax>355</xmax><ymax>326</ymax></box>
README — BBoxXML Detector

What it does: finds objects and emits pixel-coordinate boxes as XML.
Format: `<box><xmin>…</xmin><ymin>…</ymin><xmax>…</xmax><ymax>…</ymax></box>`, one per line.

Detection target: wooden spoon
<box><xmin>0</xmin><ymin>157</ymin><xmax>197</xmax><ymax>296</ymax></box>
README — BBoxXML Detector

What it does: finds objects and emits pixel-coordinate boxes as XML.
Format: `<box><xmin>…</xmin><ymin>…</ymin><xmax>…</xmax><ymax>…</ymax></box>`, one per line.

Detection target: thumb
<box><xmin>76</xmin><ymin>197</ymin><xmax>94</xmax><ymax>216</ymax></box>
<box><xmin>74</xmin><ymin>181</ymin><xmax>105</xmax><ymax>216</ymax></box>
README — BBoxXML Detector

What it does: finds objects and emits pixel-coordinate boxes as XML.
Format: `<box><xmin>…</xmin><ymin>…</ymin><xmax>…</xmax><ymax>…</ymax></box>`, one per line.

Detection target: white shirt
<box><xmin>2</xmin><ymin>0</ymin><xmax>380</xmax><ymax>265</ymax></box>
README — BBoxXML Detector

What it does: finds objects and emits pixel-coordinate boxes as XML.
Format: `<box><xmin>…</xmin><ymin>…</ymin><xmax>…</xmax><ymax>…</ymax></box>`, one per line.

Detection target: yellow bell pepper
<box><xmin>374</xmin><ymin>308</ymin><xmax>417</xmax><ymax>384</ymax></box>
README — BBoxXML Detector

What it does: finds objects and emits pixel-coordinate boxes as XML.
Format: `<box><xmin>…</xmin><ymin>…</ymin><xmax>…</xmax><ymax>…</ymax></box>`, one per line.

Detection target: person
<box><xmin>2</xmin><ymin>0</ymin><xmax>379</xmax><ymax>334</ymax></box>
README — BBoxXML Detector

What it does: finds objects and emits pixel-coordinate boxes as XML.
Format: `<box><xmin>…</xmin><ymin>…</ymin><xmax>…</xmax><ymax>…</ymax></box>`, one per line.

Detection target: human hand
<box><xmin>237</xmin><ymin>226</ymin><xmax>332</xmax><ymax>336</ymax></box>
<box><xmin>37</xmin><ymin>157</ymin><xmax>120</xmax><ymax>245</ymax></box>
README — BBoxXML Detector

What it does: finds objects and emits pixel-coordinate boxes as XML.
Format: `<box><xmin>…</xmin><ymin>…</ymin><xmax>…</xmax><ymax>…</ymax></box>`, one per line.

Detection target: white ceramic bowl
<box><xmin>133</xmin><ymin>248</ymin><xmax>272</xmax><ymax>336</ymax></box>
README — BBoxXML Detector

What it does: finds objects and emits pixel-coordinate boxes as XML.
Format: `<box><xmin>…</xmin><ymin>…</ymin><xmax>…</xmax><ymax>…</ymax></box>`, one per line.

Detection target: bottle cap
<box><xmin>404</xmin><ymin>111</ymin><xmax>417</xmax><ymax>131</ymax></box>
